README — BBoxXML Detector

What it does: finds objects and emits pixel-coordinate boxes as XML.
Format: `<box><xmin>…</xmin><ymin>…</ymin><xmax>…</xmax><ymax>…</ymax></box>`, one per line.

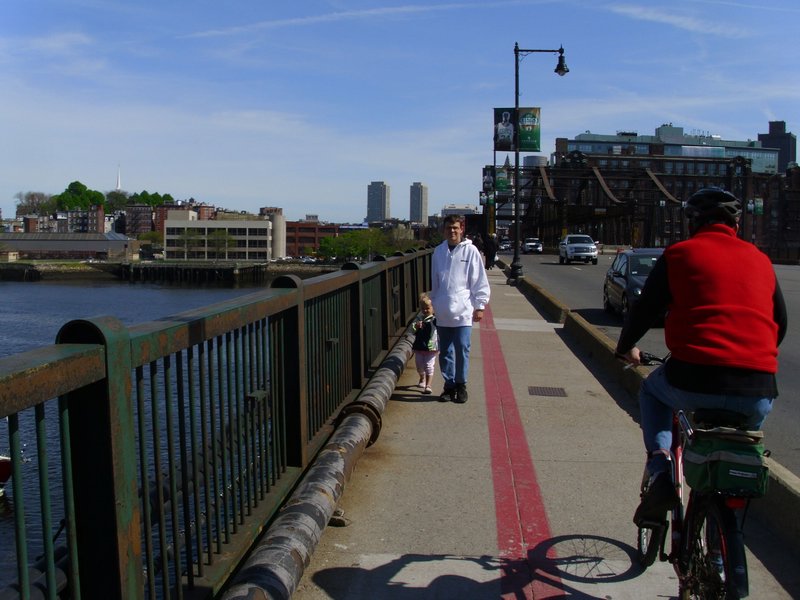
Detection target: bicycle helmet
<box><xmin>684</xmin><ymin>187</ymin><xmax>741</xmax><ymax>227</ymax></box>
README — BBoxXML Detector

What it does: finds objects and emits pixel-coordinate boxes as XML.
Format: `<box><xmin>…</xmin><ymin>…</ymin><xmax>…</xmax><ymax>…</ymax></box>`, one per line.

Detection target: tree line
<box><xmin>14</xmin><ymin>181</ymin><xmax>178</xmax><ymax>216</ymax></box>
<box><xmin>13</xmin><ymin>181</ymin><xmax>436</xmax><ymax>258</ymax></box>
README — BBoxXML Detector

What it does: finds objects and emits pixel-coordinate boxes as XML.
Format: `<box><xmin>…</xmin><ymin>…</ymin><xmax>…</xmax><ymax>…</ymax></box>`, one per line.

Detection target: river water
<box><xmin>0</xmin><ymin>279</ymin><xmax>262</xmax><ymax>590</ymax></box>
<box><xmin>0</xmin><ymin>279</ymin><xmax>259</xmax><ymax>358</ymax></box>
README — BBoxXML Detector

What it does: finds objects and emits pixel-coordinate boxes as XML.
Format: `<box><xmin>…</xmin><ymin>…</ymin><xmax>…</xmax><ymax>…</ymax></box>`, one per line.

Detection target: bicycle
<box><xmin>631</xmin><ymin>351</ymin><xmax>767</xmax><ymax>599</ymax></box>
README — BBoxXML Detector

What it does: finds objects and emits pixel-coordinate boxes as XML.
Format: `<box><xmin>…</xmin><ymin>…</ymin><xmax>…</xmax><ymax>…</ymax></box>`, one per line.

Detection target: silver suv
<box><xmin>522</xmin><ymin>237</ymin><xmax>543</xmax><ymax>254</ymax></box>
<box><xmin>559</xmin><ymin>234</ymin><xmax>598</xmax><ymax>265</ymax></box>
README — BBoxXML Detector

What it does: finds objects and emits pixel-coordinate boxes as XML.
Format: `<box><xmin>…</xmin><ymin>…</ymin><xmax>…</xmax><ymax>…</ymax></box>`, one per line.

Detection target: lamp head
<box><xmin>554</xmin><ymin>46</ymin><xmax>569</xmax><ymax>76</ymax></box>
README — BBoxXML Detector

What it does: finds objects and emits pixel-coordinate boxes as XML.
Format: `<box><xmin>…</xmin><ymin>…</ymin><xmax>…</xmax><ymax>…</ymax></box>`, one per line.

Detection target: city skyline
<box><xmin>1</xmin><ymin>1</ymin><xmax>798</xmax><ymax>223</ymax></box>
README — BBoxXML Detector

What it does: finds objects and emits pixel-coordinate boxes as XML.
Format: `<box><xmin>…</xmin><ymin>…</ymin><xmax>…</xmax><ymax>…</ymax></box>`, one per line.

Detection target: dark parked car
<box><xmin>603</xmin><ymin>248</ymin><xmax>664</xmax><ymax>318</ymax></box>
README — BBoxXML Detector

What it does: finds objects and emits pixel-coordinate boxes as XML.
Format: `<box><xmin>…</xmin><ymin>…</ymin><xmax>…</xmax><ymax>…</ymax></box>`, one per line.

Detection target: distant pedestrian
<box><xmin>430</xmin><ymin>215</ymin><xmax>491</xmax><ymax>403</ymax></box>
<box><xmin>412</xmin><ymin>294</ymin><xmax>439</xmax><ymax>395</ymax></box>
<box><xmin>484</xmin><ymin>233</ymin><xmax>497</xmax><ymax>270</ymax></box>
<box><xmin>472</xmin><ymin>233</ymin><xmax>485</xmax><ymax>256</ymax></box>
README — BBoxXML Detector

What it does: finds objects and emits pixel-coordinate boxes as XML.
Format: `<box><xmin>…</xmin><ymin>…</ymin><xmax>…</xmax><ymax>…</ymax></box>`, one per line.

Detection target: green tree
<box><xmin>14</xmin><ymin>191</ymin><xmax>57</xmax><ymax>216</ymax></box>
<box><xmin>207</xmin><ymin>229</ymin><xmax>233</xmax><ymax>260</ymax></box>
<box><xmin>53</xmin><ymin>181</ymin><xmax>105</xmax><ymax>210</ymax></box>
<box><xmin>105</xmin><ymin>190</ymin><xmax>130</xmax><ymax>212</ymax></box>
<box><xmin>138</xmin><ymin>231</ymin><xmax>164</xmax><ymax>247</ymax></box>
<box><xmin>318</xmin><ymin>235</ymin><xmax>348</xmax><ymax>260</ymax></box>
<box><xmin>177</xmin><ymin>228</ymin><xmax>201</xmax><ymax>259</ymax></box>
<box><xmin>130</xmin><ymin>191</ymin><xmax>175</xmax><ymax>207</ymax></box>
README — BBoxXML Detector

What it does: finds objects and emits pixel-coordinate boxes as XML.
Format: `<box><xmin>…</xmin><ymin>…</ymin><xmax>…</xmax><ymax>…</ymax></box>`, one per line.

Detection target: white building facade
<box><xmin>164</xmin><ymin>210</ymin><xmax>273</xmax><ymax>261</ymax></box>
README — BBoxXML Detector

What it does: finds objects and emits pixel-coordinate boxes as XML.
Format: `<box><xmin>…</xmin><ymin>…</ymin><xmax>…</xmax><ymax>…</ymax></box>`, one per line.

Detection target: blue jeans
<box><xmin>437</xmin><ymin>325</ymin><xmax>472</xmax><ymax>389</ymax></box>
<box><xmin>640</xmin><ymin>365</ymin><xmax>773</xmax><ymax>476</ymax></box>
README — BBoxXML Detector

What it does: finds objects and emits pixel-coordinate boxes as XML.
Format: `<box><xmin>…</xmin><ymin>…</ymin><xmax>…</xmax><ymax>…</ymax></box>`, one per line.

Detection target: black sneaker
<box><xmin>633</xmin><ymin>472</ymin><xmax>679</xmax><ymax>526</ymax></box>
<box><xmin>453</xmin><ymin>383</ymin><xmax>468</xmax><ymax>404</ymax></box>
<box><xmin>439</xmin><ymin>387</ymin><xmax>456</xmax><ymax>402</ymax></box>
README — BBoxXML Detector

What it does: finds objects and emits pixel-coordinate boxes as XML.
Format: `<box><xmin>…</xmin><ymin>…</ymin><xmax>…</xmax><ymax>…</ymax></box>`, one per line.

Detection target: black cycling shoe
<box><xmin>633</xmin><ymin>472</ymin><xmax>679</xmax><ymax>526</ymax></box>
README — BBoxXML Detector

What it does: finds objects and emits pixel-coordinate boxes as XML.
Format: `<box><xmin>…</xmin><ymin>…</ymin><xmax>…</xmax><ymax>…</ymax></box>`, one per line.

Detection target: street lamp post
<box><xmin>508</xmin><ymin>42</ymin><xmax>568</xmax><ymax>283</ymax></box>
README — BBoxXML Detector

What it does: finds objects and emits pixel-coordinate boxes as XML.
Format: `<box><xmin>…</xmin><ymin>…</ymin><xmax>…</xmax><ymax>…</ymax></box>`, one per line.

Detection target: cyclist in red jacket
<box><xmin>616</xmin><ymin>187</ymin><xmax>787</xmax><ymax>525</ymax></box>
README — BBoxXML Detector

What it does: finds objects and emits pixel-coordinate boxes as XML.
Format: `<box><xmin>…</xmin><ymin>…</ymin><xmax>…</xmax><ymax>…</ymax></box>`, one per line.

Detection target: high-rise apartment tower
<box><xmin>367</xmin><ymin>181</ymin><xmax>390</xmax><ymax>222</ymax></box>
<box><xmin>409</xmin><ymin>182</ymin><xmax>428</xmax><ymax>226</ymax></box>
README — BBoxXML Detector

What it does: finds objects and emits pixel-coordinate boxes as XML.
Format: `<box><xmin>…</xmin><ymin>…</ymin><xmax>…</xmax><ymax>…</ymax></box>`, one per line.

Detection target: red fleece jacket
<box><xmin>664</xmin><ymin>224</ymin><xmax>779</xmax><ymax>373</ymax></box>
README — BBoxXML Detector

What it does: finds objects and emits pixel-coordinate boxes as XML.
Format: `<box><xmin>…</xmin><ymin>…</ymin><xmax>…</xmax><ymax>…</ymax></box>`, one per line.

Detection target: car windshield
<box><xmin>569</xmin><ymin>236</ymin><xmax>593</xmax><ymax>244</ymax></box>
<box><xmin>630</xmin><ymin>255</ymin><xmax>660</xmax><ymax>276</ymax></box>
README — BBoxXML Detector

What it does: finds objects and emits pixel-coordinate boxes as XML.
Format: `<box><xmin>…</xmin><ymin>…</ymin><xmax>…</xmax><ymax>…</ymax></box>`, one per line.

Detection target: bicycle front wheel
<box><xmin>679</xmin><ymin>495</ymin><xmax>747</xmax><ymax>600</ymax></box>
<box><xmin>635</xmin><ymin>467</ymin><xmax>666</xmax><ymax>568</ymax></box>
<box><xmin>637</xmin><ymin>522</ymin><xmax>664</xmax><ymax>568</ymax></box>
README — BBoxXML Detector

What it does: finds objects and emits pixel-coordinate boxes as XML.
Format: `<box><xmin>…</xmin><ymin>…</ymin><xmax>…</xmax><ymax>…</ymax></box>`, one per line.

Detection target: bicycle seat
<box><xmin>692</xmin><ymin>408</ymin><xmax>749</xmax><ymax>428</ymax></box>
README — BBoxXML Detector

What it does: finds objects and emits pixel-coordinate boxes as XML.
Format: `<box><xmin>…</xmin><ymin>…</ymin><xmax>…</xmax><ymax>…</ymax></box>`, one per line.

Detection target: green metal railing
<box><xmin>0</xmin><ymin>250</ymin><xmax>430</xmax><ymax>600</ymax></box>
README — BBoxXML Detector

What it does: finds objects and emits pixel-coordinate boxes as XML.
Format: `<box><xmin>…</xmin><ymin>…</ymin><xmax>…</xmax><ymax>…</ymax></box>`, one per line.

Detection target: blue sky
<box><xmin>1</xmin><ymin>1</ymin><xmax>798</xmax><ymax>224</ymax></box>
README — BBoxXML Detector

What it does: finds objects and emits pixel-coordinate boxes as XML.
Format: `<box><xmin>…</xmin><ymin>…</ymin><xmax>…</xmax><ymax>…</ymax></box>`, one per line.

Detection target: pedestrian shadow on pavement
<box><xmin>309</xmin><ymin>553</ymin><xmax>505</xmax><ymax>599</ymax></box>
<box><xmin>391</xmin><ymin>387</ymin><xmax>443</xmax><ymax>403</ymax></box>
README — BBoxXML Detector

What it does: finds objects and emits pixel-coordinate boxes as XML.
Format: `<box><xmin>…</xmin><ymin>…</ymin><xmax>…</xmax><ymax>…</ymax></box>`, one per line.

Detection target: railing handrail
<box><xmin>0</xmin><ymin>250</ymin><xmax>431</xmax><ymax>600</ymax></box>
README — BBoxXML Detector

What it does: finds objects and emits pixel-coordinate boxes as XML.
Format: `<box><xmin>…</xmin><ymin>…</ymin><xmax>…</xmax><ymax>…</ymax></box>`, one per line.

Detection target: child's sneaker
<box><xmin>423</xmin><ymin>386</ymin><xmax>432</xmax><ymax>395</ymax></box>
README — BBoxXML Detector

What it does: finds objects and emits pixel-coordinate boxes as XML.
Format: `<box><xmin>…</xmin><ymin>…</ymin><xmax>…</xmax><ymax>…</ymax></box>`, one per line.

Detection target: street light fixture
<box><xmin>508</xmin><ymin>42</ymin><xmax>568</xmax><ymax>283</ymax></box>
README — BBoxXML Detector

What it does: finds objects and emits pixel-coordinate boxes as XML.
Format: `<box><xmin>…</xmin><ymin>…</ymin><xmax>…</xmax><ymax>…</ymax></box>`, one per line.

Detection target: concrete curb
<box><xmin>509</xmin><ymin>267</ymin><xmax>800</xmax><ymax>557</ymax></box>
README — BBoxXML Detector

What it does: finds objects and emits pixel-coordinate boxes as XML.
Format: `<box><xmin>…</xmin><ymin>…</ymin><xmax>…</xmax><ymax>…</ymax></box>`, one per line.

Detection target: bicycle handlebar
<box><xmin>615</xmin><ymin>350</ymin><xmax>669</xmax><ymax>367</ymax></box>
<box><xmin>638</xmin><ymin>351</ymin><xmax>667</xmax><ymax>366</ymax></box>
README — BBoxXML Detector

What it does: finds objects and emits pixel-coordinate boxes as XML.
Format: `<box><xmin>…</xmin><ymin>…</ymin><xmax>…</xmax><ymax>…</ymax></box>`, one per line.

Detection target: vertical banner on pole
<box><xmin>494</xmin><ymin>108</ymin><xmax>514</xmax><ymax>151</ymax></box>
<box><xmin>518</xmin><ymin>107</ymin><xmax>541</xmax><ymax>152</ymax></box>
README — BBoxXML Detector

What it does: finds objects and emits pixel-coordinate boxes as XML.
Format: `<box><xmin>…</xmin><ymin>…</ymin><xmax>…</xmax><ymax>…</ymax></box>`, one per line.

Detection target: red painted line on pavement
<box><xmin>479</xmin><ymin>306</ymin><xmax>564</xmax><ymax>598</ymax></box>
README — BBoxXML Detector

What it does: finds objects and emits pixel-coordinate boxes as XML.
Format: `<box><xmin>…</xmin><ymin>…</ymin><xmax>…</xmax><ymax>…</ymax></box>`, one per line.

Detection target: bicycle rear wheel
<box><xmin>679</xmin><ymin>495</ymin><xmax>748</xmax><ymax>599</ymax></box>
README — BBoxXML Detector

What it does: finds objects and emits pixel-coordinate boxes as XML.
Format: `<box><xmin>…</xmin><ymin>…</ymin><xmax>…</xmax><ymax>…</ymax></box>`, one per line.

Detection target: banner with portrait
<box><xmin>517</xmin><ymin>107</ymin><xmax>541</xmax><ymax>152</ymax></box>
<box><xmin>482</xmin><ymin>166</ymin><xmax>496</xmax><ymax>192</ymax></box>
<box><xmin>493</xmin><ymin>108</ymin><xmax>515</xmax><ymax>152</ymax></box>
<box><xmin>494</xmin><ymin>107</ymin><xmax>541</xmax><ymax>152</ymax></box>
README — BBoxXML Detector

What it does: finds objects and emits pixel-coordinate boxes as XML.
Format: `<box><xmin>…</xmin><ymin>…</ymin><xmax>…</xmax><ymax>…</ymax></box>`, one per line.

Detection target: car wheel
<box><xmin>559</xmin><ymin>255</ymin><xmax>564</xmax><ymax>264</ymax></box>
<box><xmin>592</xmin><ymin>258</ymin><xmax>598</xmax><ymax>265</ymax></box>
<box><xmin>603</xmin><ymin>287</ymin><xmax>614</xmax><ymax>313</ymax></box>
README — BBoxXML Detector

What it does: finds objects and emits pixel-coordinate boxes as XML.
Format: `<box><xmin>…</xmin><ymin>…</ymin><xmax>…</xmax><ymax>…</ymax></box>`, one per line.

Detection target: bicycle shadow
<box><xmin>307</xmin><ymin>535</ymin><xmax>645</xmax><ymax>599</ymax></box>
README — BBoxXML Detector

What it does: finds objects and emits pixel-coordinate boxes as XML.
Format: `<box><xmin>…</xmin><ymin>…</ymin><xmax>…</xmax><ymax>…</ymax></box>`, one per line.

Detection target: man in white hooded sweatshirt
<box><xmin>430</xmin><ymin>215</ymin><xmax>491</xmax><ymax>403</ymax></box>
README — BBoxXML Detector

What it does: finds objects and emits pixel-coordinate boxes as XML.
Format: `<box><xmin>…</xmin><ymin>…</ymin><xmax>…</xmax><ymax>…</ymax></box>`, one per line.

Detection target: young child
<box><xmin>412</xmin><ymin>294</ymin><xmax>439</xmax><ymax>394</ymax></box>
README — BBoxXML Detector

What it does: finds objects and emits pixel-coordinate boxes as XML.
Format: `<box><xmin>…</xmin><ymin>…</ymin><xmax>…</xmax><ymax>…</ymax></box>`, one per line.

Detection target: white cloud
<box><xmin>607</xmin><ymin>4</ymin><xmax>753</xmax><ymax>38</ymax></box>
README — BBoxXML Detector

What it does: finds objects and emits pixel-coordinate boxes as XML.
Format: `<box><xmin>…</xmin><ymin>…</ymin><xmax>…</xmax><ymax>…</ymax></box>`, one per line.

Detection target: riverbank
<box><xmin>0</xmin><ymin>261</ymin><xmax>339</xmax><ymax>283</ymax></box>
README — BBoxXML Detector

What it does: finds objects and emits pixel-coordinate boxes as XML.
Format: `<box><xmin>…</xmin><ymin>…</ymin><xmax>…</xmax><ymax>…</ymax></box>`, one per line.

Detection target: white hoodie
<box><xmin>430</xmin><ymin>238</ymin><xmax>491</xmax><ymax>327</ymax></box>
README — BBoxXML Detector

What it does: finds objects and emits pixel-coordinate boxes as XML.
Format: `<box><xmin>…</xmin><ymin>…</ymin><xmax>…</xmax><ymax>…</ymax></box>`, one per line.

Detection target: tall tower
<box><xmin>116</xmin><ymin>165</ymin><xmax>121</xmax><ymax>191</ymax></box>
<box><xmin>409</xmin><ymin>182</ymin><xmax>428</xmax><ymax>225</ymax></box>
<box><xmin>367</xmin><ymin>181</ymin><xmax>390</xmax><ymax>222</ymax></box>
<box><xmin>758</xmin><ymin>121</ymin><xmax>797</xmax><ymax>173</ymax></box>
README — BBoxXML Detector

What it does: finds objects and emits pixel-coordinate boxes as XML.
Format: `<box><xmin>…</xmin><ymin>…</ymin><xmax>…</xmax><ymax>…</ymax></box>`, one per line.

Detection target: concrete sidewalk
<box><xmin>294</xmin><ymin>268</ymin><xmax>799</xmax><ymax>599</ymax></box>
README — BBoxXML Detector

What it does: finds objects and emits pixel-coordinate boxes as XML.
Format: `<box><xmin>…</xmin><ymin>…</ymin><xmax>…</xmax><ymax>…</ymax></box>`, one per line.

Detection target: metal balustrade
<box><xmin>0</xmin><ymin>251</ymin><xmax>430</xmax><ymax>600</ymax></box>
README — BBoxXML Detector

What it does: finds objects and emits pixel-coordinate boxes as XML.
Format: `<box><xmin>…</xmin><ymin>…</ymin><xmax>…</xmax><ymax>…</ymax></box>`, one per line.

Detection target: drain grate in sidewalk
<box><xmin>528</xmin><ymin>386</ymin><xmax>567</xmax><ymax>397</ymax></box>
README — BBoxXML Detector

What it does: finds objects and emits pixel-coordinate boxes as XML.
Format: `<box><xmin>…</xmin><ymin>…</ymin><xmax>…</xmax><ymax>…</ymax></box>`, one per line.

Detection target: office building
<box><xmin>758</xmin><ymin>121</ymin><xmax>797</xmax><ymax>173</ymax></box>
<box><xmin>482</xmin><ymin>121</ymin><xmax>796</xmax><ymax>253</ymax></box>
<box><xmin>163</xmin><ymin>210</ymin><xmax>272</xmax><ymax>261</ymax></box>
<box><xmin>409</xmin><ymin>182</ymin><xmax>428</xmax><ymax>225</ymax></box>
<box><xmin>367</xmin><ymin>182</ymin><xmax>390</xmax><ymax>222</ymax></box>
